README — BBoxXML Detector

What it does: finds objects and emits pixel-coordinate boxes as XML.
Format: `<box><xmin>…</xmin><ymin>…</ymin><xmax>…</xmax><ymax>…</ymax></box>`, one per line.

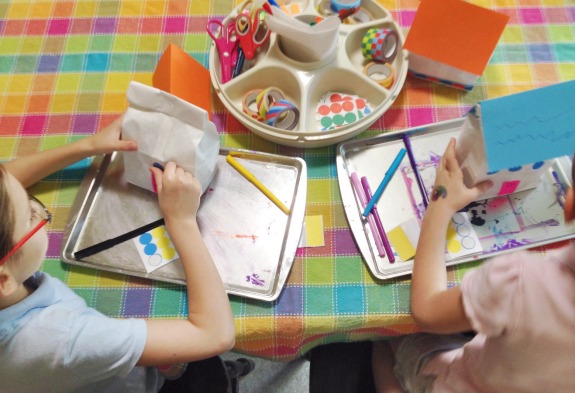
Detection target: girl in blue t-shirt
<box><xmin>0</xmin><ymin>115</ymin><xmax>235</xmax><ymax>392</ymax></box>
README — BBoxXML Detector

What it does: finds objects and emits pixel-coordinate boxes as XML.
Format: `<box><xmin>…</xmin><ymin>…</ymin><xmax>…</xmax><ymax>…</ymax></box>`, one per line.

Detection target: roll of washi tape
<box><xmin>361</xmin><ymin>27</ymin><xmax>399</xmax><ymax>64</ymax></box>
<box><xmin>265</xmin><ymin>99</ymin><xmax>300</xmax><ymax>130</ymax></box>
<box><xmin>363</xmin><ymin>61</ymin><xmax>394</xmax><ymax>88</ymax></box>
<box><xmin>256</xmin><ymin>87</ymin><xmax>285</xmax><ymax>121</ymax></box>
<box><xmin>330</xmin><ymin>0</ymin><xmax>361</xmax><ymax>12</ymax></box>
<box><xmin>242</xmin><ymin>89</ymin><xmax>263</xmax><ymax>120</ymax></box>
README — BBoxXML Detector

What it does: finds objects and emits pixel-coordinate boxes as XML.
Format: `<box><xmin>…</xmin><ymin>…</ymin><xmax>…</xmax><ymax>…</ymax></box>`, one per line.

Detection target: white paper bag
<box><xmin>456</xmin><ymin>105</ymin><xmax>551</xmax><ymax>200</ymax></box>
<box><xmin>122</xmin><ymin>81</ymin><xmax>219</xmax><ymax>193</ymax></box>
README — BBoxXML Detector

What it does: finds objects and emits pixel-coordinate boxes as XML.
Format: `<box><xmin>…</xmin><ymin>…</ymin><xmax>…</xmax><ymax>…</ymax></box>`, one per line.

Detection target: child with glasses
<box><xmin>372</xmin><ymin>139</ymin><xmax>575</xmax><ymax>393</ymax></box>
<box><xmin>0</xmin><ymin>116</ymin><xmax>235</xmax><ymax>392</ymax></box>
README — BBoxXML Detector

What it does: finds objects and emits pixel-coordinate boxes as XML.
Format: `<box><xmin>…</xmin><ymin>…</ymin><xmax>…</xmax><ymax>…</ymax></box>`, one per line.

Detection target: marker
<box><xmin>361</xmin><ymin>176</ymin><xmax>395</xmax><ymax>263</ymax></box>
<box><xmin>362</xmin><ymin>148</ymin><xmax>406</xmax><ymax>217</ymax></box>
<box><xmin>350</xmin><ymin>172</ymin><xmax>386</xmax><ymax>257</ymax></box>
<box><xmin>402</xmin><ymin>134</ymin><xmax>429</xmax><ymax>209</ymax></box>
<box><xmin>226</xmin><ymin>155</ymin><xmax>290</xmax><ymax>215</ymax></box>
<box><xmin>74</xmin><ymin>218</ymin><xmax>165</xmax><ymax>260</ymax></box>
<box><xmin>150</xmin><ymin>162</ymin><xmax>164</xmax><ymax>193</ymax></box>
<box><xmin>232</xmin><ymin>48</ymin><xmax>245</xmax><ymax>78</ymax></box>
<box><xmin>552</xmin><ymin>170</ymin><xmax>566</xmax><ymax>208</ymax></box>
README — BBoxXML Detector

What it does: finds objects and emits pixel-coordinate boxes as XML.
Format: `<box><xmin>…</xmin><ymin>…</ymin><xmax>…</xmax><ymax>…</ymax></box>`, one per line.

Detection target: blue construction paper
<box><xmin>480</xmin><ymin>80</ymin><xmax>575</xmax><ymax>172</ymax></box>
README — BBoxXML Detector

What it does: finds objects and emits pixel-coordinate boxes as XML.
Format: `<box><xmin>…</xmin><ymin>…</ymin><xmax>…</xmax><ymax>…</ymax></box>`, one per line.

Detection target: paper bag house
<box><xmin>122</xmin><ymin>81</ymin><xmax>220</xmax><ymax>194</ymax></box>
<box><xmin>456</xmin><ymin>80</ymin><xmax>575</xmax><ymax>200</ymax></box>
<box><xmin>404</xmin><ymin>0</ymin><xmax>509</xmax><ymax>90</ymax></box>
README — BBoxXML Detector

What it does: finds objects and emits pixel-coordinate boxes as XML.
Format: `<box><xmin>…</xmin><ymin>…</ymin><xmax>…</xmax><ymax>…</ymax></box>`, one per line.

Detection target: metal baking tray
<box><xmin>61</xmin><ymin>148</ymin><xmax>307</xmax><ymax>301</ymax></box>
<box><xmin>337</xmin><ymin>117</ymin><xmax>574</xmax><ymax>280</ymax></box>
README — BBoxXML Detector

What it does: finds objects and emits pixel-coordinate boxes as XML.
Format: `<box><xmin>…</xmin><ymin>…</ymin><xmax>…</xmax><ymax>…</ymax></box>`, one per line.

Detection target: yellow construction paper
<box><xmin>305</xmin><ymin>215</ymin><xmax>325</xmax><ymax>247</ymax></box>
<box><xmin>387</xmin><ymin>225</ymin><xmax>416</xmax><ymax>262</ymax></box>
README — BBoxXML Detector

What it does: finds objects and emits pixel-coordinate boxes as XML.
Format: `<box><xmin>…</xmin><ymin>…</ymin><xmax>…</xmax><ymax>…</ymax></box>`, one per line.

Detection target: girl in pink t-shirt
<box><xmin>372</xmin><ymin>139</ymin><xmax>575</xmax><ymax>393</ymax></box>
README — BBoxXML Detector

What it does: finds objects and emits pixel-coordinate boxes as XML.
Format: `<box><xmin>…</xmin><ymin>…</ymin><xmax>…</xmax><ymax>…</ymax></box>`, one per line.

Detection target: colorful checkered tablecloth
<box><xmin>1</xmin><ymin>0</ymin><xmax>573</xmax><ymax>361</ymax></box>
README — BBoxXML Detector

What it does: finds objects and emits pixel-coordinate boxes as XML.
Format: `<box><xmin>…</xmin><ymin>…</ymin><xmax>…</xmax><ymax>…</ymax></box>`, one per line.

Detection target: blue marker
<box><xmin>362</xmin><ymin>148</ymin><xmax>407</xmax><ymax>217</ymax></box>
<box><xmin>152</xmin><ymin>162</ymin><xmax>165</xmax><ymax>171</ymax></box>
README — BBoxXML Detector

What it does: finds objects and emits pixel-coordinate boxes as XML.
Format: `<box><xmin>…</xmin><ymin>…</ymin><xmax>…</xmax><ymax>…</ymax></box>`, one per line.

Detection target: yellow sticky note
<box><xmin>388</xmin><ymin>226</ymin><xmax>416</xmax><ymax>262</ymax></box>
<box><xmin>305</xmin><ymin>215</ymin><xmax>324</xmax><ymax>247</ymax></box>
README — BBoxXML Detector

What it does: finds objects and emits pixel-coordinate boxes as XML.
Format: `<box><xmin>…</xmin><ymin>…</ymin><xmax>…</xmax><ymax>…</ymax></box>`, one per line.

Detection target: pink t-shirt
<box><xmin>427</xmin><ymin>242</ymin><xmax>575</xmax><ymax>393</ymax></box>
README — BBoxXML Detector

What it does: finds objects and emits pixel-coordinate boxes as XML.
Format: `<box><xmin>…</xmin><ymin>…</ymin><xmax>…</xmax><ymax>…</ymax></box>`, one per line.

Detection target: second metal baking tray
<box><xmin>337</xmin><ymin>117</ymin><xmax>574</xmax><ymax>280</ymax></box>
<box><xmin>61</xmin><ymin>148</ymin><xmax>307</xmax><ymax>301</ymax></box>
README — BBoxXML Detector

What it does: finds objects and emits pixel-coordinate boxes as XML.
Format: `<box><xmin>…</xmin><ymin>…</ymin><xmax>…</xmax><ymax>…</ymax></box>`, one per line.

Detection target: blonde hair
<box><xmin>0</xmin><ymin>164</ymin><xmax>16</xmax><ymax>266</ymax></box>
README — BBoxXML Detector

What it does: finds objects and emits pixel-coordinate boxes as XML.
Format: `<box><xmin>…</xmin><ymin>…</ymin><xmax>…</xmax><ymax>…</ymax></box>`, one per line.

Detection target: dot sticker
<box><xmin>447</xmin><ymin>239</ymin><xmax>462</xmax><ymax>253</ymax></box>
<box><xmin>342</xmin><ymin>101</ymin><xmax>354</xmax><ymax>111</ymax></box>
<box><xmin>330</xmin><ymin>103</ymin><xmax>342</xmax><ymax>113</ymax></box>
<box><xmin>318</xmin><ymin>105</ymin><xmax>330</xmax><ymax>116</ymax></box>
<box><xmin>139</xmin><ymin>233</ymin><xmax>152</xmax><ymax>244</ymax></box>
<box><xmin>144</xmin><ymin>243</ymin><xmax>158</xmax><ymax>255</ymax></box>
<box><xmin>344</xmin><ymin>112</ymin><xmax>357</xmax><ymax>123</ymax></box>
<box><xmin>162</xmin><ymin>247</ymin><xmax>177</xmax><ymax>259</ymax></box>
<box><xmin>157</xmin><ymin>237</ymin><xmax>171</xmax><ymax>248</ymax></box>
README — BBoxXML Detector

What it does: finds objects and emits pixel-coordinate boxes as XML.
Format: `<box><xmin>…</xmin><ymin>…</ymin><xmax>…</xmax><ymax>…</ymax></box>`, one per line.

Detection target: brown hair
<box><xmin>0</xmin><ymin>164</ymin><xmax>16</xmax><ymax>264</ymax></box>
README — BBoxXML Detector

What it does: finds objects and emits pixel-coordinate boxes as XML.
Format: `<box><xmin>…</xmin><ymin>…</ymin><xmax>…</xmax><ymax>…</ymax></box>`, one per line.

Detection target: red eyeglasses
<box><xmin>0</xmin><ymin>195</ymin><xmax>52</xmax><ymax>266</ymax></box>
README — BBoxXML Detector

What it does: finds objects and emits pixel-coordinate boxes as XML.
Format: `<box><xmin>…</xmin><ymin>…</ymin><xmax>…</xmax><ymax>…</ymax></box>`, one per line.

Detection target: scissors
<box><xmin>235</xmin><ymin>8</ymin><xmax>271</xmax><ymax>60</ymax></box>
<box><xmin>207</xmin><ymin>19</ymin><xmax>238</xmax><ymax>83</ymax></box>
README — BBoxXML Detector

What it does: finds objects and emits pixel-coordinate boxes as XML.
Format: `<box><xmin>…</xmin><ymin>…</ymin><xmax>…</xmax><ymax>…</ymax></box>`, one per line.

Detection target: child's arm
<box><xmin>411</xmin><ymin>138</ymin><xmax>491</xmax><ymax>334</ymax></box>
<box><xmin>3</xmin><ymin>115</ymin><xmax>136</xmax><ymax>188</ymax></box>
<box><xmin>138</xmin><ymin>162</ymin><xmax>235</xmax><ymax>365</ymax></box>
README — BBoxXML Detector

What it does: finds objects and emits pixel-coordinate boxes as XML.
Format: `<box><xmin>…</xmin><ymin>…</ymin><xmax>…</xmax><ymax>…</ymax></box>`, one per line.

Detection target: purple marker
<box><xmin>361</xmin><ymin>176</ymin><xmax>395</xmax><ymax>263</ymax></box>
<box><xmin>402</xmin><ymin>134</ymin><xmax>429</xmax><ymax>209</ymax></box>
<box><xmin>350</xmin><ymin>172</ymin><xmax>386</xmax><ymax>258</ymax></box>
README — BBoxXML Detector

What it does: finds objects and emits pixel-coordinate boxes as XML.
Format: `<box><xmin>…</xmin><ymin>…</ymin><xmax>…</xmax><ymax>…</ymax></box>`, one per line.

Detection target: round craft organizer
<box><xmin>208</xmin><ymin>0</ymin><xmax>408</xmax><ymax>148</ymax></box>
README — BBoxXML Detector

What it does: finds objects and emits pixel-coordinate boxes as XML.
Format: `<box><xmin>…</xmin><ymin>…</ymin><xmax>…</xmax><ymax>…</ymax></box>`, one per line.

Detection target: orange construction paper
<box><xmin>153</xmin><ymin>44</ymin><xmax>212</xmax><ymax>120</ymax></box>
<box><xmin>404</xmin><ymin>0</ymin><xmax>509</xmax><ymax>76</ymax></box>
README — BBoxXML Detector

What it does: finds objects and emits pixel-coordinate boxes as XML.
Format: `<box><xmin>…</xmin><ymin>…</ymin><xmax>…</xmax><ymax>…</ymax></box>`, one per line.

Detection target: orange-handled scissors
<box><xmin>235</xmin><ymin>8</ymin><xmax>270</xmax><ymax>60</ymax></box>
<box><xmin>207</xmin><ymin>19</ymin><xmax>238</xmax><ymax>83</ymax></box>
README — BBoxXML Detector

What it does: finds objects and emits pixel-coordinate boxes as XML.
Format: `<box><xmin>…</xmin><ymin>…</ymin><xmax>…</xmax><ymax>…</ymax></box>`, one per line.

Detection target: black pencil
<box><xmin>74</xmin><ymin>218</ymin><xmax>165</xmax><ymax>260</ymax></box>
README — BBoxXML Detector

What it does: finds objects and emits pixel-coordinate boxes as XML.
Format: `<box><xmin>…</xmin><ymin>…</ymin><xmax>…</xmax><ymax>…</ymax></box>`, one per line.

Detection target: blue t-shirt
<box><xmin>0</xmin><ymin>272</ymin><xmax>162</xmax><ymax>392</ymax></box>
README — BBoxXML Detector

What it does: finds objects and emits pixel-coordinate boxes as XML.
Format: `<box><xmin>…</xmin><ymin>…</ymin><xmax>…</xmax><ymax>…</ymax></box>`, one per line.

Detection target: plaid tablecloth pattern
<box><xmin>0</xmin><ymin>0</ymin><xmax>573</xmax><ymax>361</ymax></box>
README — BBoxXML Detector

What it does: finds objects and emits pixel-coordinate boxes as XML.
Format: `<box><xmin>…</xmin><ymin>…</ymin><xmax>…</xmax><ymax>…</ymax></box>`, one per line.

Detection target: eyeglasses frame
<box><xmin>0</xmin><ymin>195</ymin><xmax>52</xmax><ymax>266</ymax></box>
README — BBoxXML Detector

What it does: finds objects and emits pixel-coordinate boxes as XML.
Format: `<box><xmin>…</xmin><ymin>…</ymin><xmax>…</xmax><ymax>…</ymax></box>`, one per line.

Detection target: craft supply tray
<box><xmin>209</xmin><ymin>0</ymin><xmax>408</xmax><ymax>148</ymax></box>
<box><xmin>336</xmin><ymin>118</ymin><xmax>575</xmax><ymax>280</ymax></box>
<box><xmin>61</xmin><ymin>148</ymin><xmax>307</xmax><ymax>301</ymax></box>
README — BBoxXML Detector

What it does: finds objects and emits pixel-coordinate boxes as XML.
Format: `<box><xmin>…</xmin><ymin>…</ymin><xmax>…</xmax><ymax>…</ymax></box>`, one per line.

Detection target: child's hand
<box><xmin>87</xmin><ymin>114</ymin><xmax>137</xmax><ymax>155</ymax></box>
<box><xmin>150</xmin><ymin>162</ymin><xmax>202</xmax><ymax>221</ymax></box>
<box><xmin>430</xmin><ymin>138</ymin><xmax>492</xmax><ymax>215</ymax></box>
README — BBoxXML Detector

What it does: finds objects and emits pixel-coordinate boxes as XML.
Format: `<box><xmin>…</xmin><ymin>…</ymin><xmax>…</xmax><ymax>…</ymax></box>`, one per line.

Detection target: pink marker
<box><xmin>350</xmin><ymin>172</ymin><xmax>386</xmax><ymax>258</ymax></box>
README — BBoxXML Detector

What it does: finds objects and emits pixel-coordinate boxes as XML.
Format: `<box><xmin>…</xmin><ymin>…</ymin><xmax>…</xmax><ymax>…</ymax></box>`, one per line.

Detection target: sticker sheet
<box><xmin>133</xmin><ymin>226</ymin><xmax>180</xmax><ymax>273</ymax></box>
<box><xmin>315</xmin><ymin>92</ymin><xmax>372</xmax><ymax>131</ymax></box>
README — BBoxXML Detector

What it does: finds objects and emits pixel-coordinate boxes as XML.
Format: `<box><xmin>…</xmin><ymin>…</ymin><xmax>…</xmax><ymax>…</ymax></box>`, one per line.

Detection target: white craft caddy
<box><xmin>208</xmin><ymin>0</ymin><xmax>408</xmax><ymax>148</ymax></box>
